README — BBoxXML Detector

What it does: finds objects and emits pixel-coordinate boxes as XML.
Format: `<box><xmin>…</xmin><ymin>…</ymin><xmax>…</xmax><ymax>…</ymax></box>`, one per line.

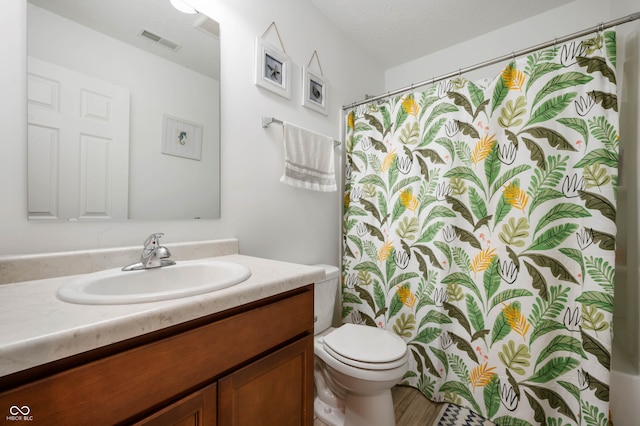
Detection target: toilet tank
<box><xmin>313</xmin><ymin>264</ymin><xmax>340</xmax><ymax>335</ymax></box>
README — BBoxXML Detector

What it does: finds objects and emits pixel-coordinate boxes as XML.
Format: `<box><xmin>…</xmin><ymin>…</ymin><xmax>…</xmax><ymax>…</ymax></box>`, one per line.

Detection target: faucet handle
<box><xmin>143</xmin><ymin>233</ymin><xmax>164</xmax><ymax>249</ymax></box>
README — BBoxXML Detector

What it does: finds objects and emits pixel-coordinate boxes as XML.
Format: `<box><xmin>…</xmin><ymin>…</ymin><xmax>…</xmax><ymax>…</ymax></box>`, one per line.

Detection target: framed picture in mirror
<box><xmin>255</xmin><ymin>37</ymin><xmax>291</xmax><ymax>99</ymax></box>
<box><xmin>161</xmin><ymin>114</ymin><xmax>203</xmax><ymax>161</ymax></box>
<box><xmin>302</xmin><ymin>66</ymin><xmax>327</xmax><ymax>115</ymax></box>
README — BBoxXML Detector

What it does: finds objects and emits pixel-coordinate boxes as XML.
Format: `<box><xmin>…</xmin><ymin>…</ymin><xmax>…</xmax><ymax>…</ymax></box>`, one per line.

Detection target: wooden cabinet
<box><xmin>0</xmin><ymin>286</ymin><xmax>314</xmax><ymax>425</ymax></box>
<box><xmin>135</xmin><ymin>383</ymin><xmax>217</xmax><ymax>426</ymax></box>
<box><xmin>218</xmin><ymin>337</ymin><xmax>313</xmax><ymax>426</ymax></box>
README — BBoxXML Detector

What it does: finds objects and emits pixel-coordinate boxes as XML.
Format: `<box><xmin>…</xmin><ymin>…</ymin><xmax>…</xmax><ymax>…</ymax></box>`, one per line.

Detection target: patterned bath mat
<box><xmin>433</xmin><ymin>403</ymin><xmax>495</xmax><ymax>426</ymax></box>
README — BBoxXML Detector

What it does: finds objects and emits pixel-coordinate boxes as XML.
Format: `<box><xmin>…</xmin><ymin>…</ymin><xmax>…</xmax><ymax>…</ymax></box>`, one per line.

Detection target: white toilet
<box><xmin>313</xmin><ymin>265</ymin><xmax>409</xmax><ymax>426</ymax></box>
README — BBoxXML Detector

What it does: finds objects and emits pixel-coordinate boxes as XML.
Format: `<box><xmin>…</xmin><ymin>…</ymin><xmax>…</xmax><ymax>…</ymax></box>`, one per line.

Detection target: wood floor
<box><xmin>313</xmin><ymin>385</ymin><xmax>446</xmax><ymax>426</ymax></box>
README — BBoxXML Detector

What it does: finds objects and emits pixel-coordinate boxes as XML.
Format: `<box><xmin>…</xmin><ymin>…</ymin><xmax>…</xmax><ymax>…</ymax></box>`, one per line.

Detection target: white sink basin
<box><xmin>57</xmin><ymin>259</ymin><xmax>251</xmax><ymax>305</ymax></box>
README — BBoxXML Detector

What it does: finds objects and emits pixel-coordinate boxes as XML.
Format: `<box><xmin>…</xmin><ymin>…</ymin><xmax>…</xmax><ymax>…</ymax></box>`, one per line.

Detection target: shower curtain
<box><xmin>342</xmin><ymin>31</ymin><xmax>618</xmax><ymax>425</ymax></box>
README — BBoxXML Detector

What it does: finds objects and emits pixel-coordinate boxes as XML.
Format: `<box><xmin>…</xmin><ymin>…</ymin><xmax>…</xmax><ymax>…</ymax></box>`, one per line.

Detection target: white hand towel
<box><xmin>281</xmin><ymin>122</ymin><xmax>337</xmax><ymax>192</ymax></box>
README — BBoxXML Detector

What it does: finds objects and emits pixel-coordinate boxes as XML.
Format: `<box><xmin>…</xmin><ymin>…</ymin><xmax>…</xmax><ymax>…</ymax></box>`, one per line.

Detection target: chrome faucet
<box><xmin>122</xmin><ymin>233</ymin><xmax>176</xmax><ymax>271</ymax></box>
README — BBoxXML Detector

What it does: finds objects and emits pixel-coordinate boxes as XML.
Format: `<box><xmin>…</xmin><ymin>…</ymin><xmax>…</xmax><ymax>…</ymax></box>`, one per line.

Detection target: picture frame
<box><xmin>254</xmin><ymin>37</ymin><xmax>291</xmax><ymax>99</ymax></box>
<box><xmin>302</xmin><ymin>66</ymin><xmax>327</xmax><ymax>115</ymax></box>
<box><xmin>161</xmin><ymin>114</ymin><xmax>203</xmax><ymax>161</ymax></box>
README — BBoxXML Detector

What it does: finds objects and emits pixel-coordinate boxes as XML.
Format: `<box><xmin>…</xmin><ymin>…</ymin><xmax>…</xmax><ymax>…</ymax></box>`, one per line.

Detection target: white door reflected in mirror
<box><xmin>28</xmin><ymin>58</ymin><xmax>131</xmax><ymax>220</ymax></box>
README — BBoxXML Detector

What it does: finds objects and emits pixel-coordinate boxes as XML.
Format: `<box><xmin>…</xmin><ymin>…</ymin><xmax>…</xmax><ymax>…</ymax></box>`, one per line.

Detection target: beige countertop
<box><xmin>0</xmin><ymin>247</ymin><xmax>325</xmax><ymax>378</ymax></box>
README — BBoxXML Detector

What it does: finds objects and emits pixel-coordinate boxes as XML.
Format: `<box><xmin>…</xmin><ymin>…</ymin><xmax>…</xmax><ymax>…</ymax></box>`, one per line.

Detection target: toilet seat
<box><xmin>322</xmin><ymin>323</ymin><xmax>407</xmax><ymax>370</ymax></box>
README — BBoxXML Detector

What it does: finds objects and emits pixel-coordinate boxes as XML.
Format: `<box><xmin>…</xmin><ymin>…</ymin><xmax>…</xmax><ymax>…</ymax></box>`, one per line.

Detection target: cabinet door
<box><xmin>134</xmin><ymin>383</ymin><xmax>216</xmax><ymax>426</ymax></box>
<box><xmin>218</xmin><ymin>336</ymin><xmax>314</xmax><ymax>426</ymax></box>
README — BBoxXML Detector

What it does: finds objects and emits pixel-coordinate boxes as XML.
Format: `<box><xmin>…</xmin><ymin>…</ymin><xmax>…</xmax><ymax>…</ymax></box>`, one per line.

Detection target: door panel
<box><xmin>27</xmin><ymin>57</ymin><xmax>130</xmax><ymax>220</ymax></box>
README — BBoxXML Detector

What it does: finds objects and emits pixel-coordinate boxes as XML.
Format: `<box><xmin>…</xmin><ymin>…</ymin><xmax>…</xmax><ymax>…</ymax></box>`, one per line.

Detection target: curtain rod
<box><xmin>342</xmin><ymin>11</ymin><xmax>640</xmax><ymax>110</ymax></box>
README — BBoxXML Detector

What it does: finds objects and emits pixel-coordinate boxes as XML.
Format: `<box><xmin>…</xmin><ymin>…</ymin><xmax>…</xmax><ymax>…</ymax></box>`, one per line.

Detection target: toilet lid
<box><xmin>323</xmin><ymin>323</ymin><xmax>407</xmax><ymax>366</ymax></box>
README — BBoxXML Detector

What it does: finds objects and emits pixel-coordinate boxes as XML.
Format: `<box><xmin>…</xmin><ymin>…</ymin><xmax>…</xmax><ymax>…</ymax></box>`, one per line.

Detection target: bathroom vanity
<box><xmin>0</xmin><ymin>241</ymin><xmax>324</xmax><ymax>425</ymax></box>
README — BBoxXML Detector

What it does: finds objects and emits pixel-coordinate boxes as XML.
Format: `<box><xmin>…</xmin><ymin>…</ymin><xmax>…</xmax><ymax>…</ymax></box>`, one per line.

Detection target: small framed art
<box><xmin>302</xmin><ymin>66</ymin><xmax>327</xmax><ymax>115</ymax></box>
<box><xmin>161</xmin><ymin>114</ymin><xmax>203</xmax><ymax>161</ymax></box>
<box><xmin>255</xmin><ymin>37</ymin><xmax>291</xmax><ymax>99</ymax></box>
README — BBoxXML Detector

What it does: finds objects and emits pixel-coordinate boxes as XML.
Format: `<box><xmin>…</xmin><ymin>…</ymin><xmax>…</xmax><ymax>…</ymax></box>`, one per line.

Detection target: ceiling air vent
<box><xmin>138</xmin><ymin>29</ymin><xmax>181</xmax><ymax>51</ymax></box>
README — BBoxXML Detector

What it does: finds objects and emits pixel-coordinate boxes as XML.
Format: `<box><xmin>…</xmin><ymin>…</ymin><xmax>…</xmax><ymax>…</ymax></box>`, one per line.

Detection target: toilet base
<box><xmin>344</xmin><ymin>389</ymin><xmax>395</xmax><ymax>426</ymax></box>
<box><xmin>314</xmin><ymin>389</ymin><xmax>395</xmax><ymax>426</ymax></box>
<box><xmin>315</xmin><ymin>397</ymin><xmax>345</xmax><ymax>426</ymax></box>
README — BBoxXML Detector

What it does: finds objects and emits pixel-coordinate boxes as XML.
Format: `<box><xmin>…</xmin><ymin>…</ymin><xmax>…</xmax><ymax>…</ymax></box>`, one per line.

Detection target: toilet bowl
<box><xmin>313</xmin><ymin>265</ymin><xmax>408</xmax><ymax>426</ymax></box>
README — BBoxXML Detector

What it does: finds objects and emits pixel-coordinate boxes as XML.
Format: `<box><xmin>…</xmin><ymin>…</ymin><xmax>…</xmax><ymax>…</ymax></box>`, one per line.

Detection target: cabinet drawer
<box><xmin>0</xmin><ymin>287</ymin><xmax>313</xmax><ymax>425</ymax></box>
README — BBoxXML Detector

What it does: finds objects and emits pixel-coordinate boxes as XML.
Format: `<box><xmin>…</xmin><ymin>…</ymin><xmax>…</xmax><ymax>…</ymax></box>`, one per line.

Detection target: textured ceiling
<box><xmin>308</xmin><ymin>0</ymin><xmax>574</xmax><ymax>69</ymax></box>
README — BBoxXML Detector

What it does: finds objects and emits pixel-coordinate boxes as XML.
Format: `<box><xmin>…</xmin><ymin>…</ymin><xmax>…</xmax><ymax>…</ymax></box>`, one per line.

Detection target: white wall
<box><xmin>385</xmin><ymin>0</ymin><xmax>616</xmax><ymax>90</ymax></box>
<box><xmin>0</xmin><ymin>0</ymin><xmax>384</xmax><ymax>266</ymax></box>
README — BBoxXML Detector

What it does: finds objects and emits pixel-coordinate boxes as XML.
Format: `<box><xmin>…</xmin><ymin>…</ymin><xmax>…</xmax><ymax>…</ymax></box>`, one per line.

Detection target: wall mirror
<box><xmin>26</xmin><ymin>0</ymin><xmax>220</xmax><ymax>220</ymax></box>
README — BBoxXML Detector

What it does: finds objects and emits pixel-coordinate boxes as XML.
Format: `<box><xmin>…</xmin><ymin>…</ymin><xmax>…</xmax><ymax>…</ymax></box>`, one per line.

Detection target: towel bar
<box><xmin>262</xmin><ymin>116</ymin><xmax>283</xmax><ymax>128</ymax></box>
<box><xmin>261</xmin><ymin>116</ymin><xmax>341</xmax><ymax>146</ymax></box>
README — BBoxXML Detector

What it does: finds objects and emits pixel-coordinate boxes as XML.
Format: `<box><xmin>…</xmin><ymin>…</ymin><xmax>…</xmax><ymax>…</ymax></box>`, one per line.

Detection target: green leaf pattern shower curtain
<box><xmin>342</xmin><ymin>31</ymin><xmax>618</xmax><ymax>425</ymax></box>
